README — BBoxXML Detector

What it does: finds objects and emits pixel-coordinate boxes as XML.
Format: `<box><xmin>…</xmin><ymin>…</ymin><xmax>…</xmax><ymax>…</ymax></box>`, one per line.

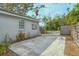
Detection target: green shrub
<box><xmin>0</xmin><ymin>43</ymin><xmax>9</xmax><ymax>55</ymax></box>
<box><xmin>0</xmin><ymin>34</ymin><xmax>10</xmax><ymax>55</ymax></box>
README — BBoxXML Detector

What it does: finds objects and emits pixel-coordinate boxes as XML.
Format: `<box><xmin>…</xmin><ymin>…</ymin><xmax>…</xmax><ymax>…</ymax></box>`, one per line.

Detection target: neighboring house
<box><xmin>0</xmin><ymin>9</ymin><xmax>41</xmax><ymax>42</ymax></box>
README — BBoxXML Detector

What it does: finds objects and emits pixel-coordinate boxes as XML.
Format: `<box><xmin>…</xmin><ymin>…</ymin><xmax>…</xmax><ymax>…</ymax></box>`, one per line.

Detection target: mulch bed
<box><xmin>64</xmin><ymin>36</ymin><xmax>79</xmax><ymax>56</ymax></box>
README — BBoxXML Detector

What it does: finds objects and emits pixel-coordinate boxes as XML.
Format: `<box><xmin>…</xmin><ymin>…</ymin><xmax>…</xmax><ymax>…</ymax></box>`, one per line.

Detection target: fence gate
<box><xmin>60</xmin><ymin>25</ymin><xmax>71</xmax><ymax>35</ymax></box>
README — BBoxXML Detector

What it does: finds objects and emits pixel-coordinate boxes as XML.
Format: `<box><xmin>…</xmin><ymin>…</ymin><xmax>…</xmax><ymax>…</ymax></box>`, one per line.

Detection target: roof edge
<box><xmin>0</xmin><ymin>8</ymin><xmax>39</xmax><ymax>22</ymax></box>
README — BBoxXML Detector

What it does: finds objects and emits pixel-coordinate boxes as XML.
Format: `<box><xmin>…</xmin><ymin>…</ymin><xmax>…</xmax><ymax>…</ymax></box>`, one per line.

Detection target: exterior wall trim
<box><xmin>0</xmin><ymin>10</ymin><xmax>39</xmax><ymax>22</ymax></box>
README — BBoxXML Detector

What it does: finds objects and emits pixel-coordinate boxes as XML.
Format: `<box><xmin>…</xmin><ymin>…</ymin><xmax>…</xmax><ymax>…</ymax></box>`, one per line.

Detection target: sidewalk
<box><xmin>41</xmin><ymin>36</ymin><xmax>65</xmax><ymax>56</ymax></box>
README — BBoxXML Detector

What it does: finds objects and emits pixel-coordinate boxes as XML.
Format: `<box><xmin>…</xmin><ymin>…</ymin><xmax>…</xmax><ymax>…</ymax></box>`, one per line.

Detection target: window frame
<box><xmin>19</xmin><ymin>20</ymin><xmax>25</xmax><ymax>29</ymax></box>
<box><xmin>32</xmin><ymin>24</ymin><xmax>37</xmax><ymax>30</ymax></box>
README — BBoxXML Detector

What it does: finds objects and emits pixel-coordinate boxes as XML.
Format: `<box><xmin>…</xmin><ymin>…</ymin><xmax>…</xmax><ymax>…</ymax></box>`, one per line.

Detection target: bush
<box><xmin>0</xmin><ymin>34</ymin><xmax>11</xmax><ymax>55</ymax></box>
<box><xmin>16</xmin><ymin>32</ymin><xmax>28</xmax><ymax>41</ymax></box>
<box><xmin>0</xmin><ymin>43</ymin><xmax>9</xmax><ymax>55</ymax></box>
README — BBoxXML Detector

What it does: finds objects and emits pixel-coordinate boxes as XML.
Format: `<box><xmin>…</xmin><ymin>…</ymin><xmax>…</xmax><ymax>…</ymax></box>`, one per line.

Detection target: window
<box><xmin>32</xmin><ymin>24</ymin><xmax>37</xmax><ymax>30</ymax></box>
<box><xmin>19</xmin><ymin>20</ymin><xmax>24</xmax><ymax>29</ymax></box>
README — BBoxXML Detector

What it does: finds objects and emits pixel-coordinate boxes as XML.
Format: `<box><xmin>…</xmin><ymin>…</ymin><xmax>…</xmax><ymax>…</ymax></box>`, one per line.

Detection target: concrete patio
<box><xmin>9</xmin><ymin>33</ymin><xmax>65</xmax><ymax>56</ymax></box>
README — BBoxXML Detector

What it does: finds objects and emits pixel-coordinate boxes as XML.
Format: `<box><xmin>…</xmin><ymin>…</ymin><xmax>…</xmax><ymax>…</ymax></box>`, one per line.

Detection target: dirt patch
<box><xmin>64</xmin><ymin>36</ymin><xmax>79</xmax><ymax>56</ymax></box>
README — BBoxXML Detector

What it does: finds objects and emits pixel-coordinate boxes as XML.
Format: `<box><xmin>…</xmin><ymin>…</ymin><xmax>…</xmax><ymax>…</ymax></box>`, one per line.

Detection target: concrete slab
<box><xmin>9</xmin><ymin>35</ymin><xmax>58</xmax><ymax>56</ymax></box>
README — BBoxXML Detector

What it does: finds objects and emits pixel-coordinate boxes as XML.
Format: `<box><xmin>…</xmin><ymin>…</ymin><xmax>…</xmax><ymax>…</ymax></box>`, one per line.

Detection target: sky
<box><xmin>27</xmin><ymin>3</ymin><xmax>75</xmax><ymax>26</ymax></box>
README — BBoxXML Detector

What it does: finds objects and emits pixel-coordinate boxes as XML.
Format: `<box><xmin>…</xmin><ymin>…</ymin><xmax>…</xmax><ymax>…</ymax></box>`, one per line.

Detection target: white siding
<box><xmin>0</xmin><ymin>14</ymin><xmax>40</xmax><ymax>42</ymax></box>
<box><xmin>0</xmin><ymin>14</ymin><xmax>19</xmax><ymax>42</ymax></box>
<box><xmin>24</xmin><ymin>20</ymin><xmax>40</xmax><ymax>37</ymax></box>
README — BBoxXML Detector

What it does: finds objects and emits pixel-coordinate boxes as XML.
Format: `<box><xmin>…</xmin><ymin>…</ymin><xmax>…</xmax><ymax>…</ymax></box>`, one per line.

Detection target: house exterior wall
<box><xmin>24</xmin><ymin>20</ymin><xmax>40</xmax><ymax>37</ymax></box>
<box><xmin>0</xmin><ymin>14</ymin><xmax>40</xmax><ymax>42</ymax></box>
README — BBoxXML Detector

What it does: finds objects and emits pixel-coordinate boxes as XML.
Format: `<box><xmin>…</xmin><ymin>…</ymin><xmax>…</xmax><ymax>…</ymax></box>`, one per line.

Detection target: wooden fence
<box><xmin>60</xmin><ymin>25</ymin><xmax>71</xmax><ymax>35</ymax></box>
<box><xmin>71</xmin><ymin>23</ymin><xmax>79</xmax><ymax>46</ymax></box>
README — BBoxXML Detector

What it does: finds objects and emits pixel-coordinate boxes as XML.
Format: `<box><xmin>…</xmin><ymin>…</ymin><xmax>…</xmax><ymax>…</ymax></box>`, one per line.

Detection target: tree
<box><xmin>33</xmin><ymin>5</ymin><xmax>45</xmax><ymax>17</ymax></box>
<box><xmin>0</xmin><ymin>3</ymin><xmax>45</xmax><ymax>17</ymax></box>
<box><xmin>42</xmin><ymin>16</ymin><xmax>49</xmax><ymax>24</ymax></box>
<box><xmin>0</xmin><ymin>3</ymin><xmax>34</xmax><ymax>16</ymax></box>
<box><xmin>64</xmin><ymin>4</ymin><xmax>78</xmax><ymax>25</ymax></box>
<box><xmin>44</xmin><ymin>15</ymin><xmax>62</xmax><ymax>31</ymax></box>
<box><xmin>44</xmin><ymin>3</ymin><xmax>79</xmax><ymax>31</ymax></box>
